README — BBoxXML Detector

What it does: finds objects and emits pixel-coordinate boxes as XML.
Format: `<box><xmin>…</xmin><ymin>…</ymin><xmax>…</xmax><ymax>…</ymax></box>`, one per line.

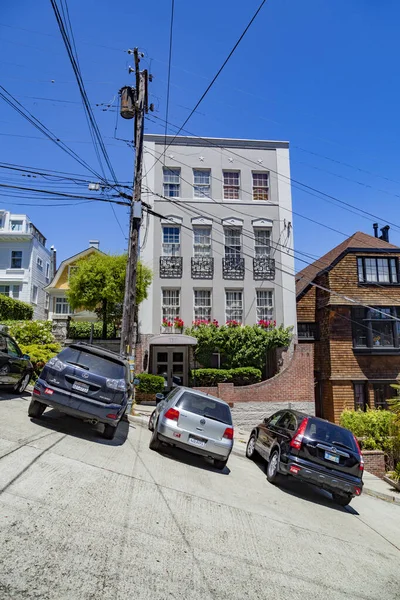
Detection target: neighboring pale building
<box><xmin>0</xmin><ymin>210</ymin><xmax>54</xmax><ymax>319</ymax></box>
<box><xmin>137</xmin><ymin>134</ymin><xmax>296</xmax><ymax>388</ymax></box>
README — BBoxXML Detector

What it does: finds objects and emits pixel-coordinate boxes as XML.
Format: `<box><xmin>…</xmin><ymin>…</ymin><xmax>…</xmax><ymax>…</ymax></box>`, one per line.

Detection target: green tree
<box><xmin>67</xmin><ymin>253</ymin><xmax>152</xmax><ymax>338</ymax></box>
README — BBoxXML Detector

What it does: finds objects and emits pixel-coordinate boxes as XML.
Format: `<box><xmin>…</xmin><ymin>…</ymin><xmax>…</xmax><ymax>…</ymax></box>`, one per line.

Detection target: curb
<box><xmin>362</xmin><ymin>486</ymin><xmax>400</xmax><ymax>506</ymax></box>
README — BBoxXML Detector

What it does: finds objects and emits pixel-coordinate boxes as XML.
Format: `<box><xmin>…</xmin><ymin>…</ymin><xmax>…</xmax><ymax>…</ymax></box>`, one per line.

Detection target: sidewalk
<box><xmin>129</xmin><ymin>404</ymin><xmax>400</xmax><ymax>505</ymax></box>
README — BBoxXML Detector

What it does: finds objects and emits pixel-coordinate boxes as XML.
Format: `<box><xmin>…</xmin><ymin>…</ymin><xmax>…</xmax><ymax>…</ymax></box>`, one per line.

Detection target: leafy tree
<box><xmin>67</xmin><ymin>253</ymin><xmax>152</xmax><ymax>338</ymax></box>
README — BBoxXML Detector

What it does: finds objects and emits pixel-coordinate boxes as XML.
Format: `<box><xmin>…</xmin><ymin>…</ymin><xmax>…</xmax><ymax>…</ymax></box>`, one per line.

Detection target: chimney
<box><xmin>50</xmin><ymin>245</ymin><xmax>57</xmax><ymax>276</ymax></box>
<box><xmin>89</xmin><ymin>240</ymin><xmax>100</xmax><ymax>250</ymax></box>
<box><xmin>373</xmin><ymin>223</ymin><xmax>379</xmax><ymax>238</ymax></box>
<box><xmin>380</xmin><ymin>225</ymin><xmax>390</xmax><ymax>243</ymax></box>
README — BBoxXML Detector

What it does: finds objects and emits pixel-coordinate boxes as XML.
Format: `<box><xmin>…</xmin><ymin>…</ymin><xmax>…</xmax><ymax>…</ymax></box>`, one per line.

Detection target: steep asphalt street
<box><xmin>0</xmin><ymin>393</ymin><xmax>399</xmax><ymax>600</ymax></box>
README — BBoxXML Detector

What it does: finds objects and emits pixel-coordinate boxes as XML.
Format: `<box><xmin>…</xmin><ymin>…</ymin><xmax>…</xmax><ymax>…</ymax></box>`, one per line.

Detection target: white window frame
<box><xmin>37</xmin><ymin>257</ymin><xmax>43</xmax><ymax>271</ymax></box>
<box><xmin>256</xmin><ymin>290</ymin><xmax>274</xmax><ymax>321</ymax></box>
<box><xmin>0</xmin><ymin>285</ymin><xmax>11</xmax><ymax>297</ymax></box>
<box><xmin>193</xmin><ymin>226</ymin><xmax>212</xmax><ymax>257</ymax></box>
<box><xmin>252</xmin><ymin>172</ymin><xmax>269</xmax><ymax>201</ymax></box>
<box><xmin>11</xmin><ymin>250</ymin><xmax>22</xmax><ymax>269</ymax></box>
<box><xmin>32</xmin><ymin>285</ymin><xmax>38</xmax><ymax>305</ymax></box>
<box><xmin>10</xmin><ymin>220</ymin><xmax>23</xmax><ymax>232</ymax></box>
<box><xmin>55</xmin><ymin>297</ymin><xmax>71</xmax><ymax>315</ymax></box>
<box><xmin>45</xmin><ymin>293</ymin><xmax>50</xmax><ymax>311</ymax></box>
<box><xmin>162</xmin><ymin>226</ymin><xmax>181</xmax><ymax>256</ymax></box>
<box><xmin>194</xmin><ymin>290</ymin><xmax>212</xmax><ymax>321</ymax></box>
<box><xmin>223</xmin><ymin>171</ymin><xmax>240</xmax><ymax>200</ymax></box>
<box><xmin>225</xmin><ymin>290</ymin><xmax>243</xmax><ymax>323</ymax></box>
<box><xmin>224</xmin><ymin>227</ymin><xmax>242</xmax><ymax>259</ymax></box>
<box><xmin>254</xmin><ymin>229</ymin><xmax>271</xmax><ymax>257</ymax></box>
<box><xmin>162</xmin><ymin>289</ymin><xmax>180</xmax><ymax>322</ymax></box>
<box><xmin>163</xmin><ymin>167</ymin><xmax>180</xmax><ymax>198</ymax></box>
<box><xmin>46</xmin><ymin>262</ymin><xmax>50</xmax><ymax>282</ymax></box>
<box><xmin>193</xmin><ymin>169</ymin><xmax>211</xmax><ymax>198</ymax></box>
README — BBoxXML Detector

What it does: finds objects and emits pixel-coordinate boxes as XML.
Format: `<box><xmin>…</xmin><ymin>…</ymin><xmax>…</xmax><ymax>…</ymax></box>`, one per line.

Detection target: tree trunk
<box><xmin>102</xmin><ymin>298</ymin><xmax>108</xmax><ymax>339</ymax></box>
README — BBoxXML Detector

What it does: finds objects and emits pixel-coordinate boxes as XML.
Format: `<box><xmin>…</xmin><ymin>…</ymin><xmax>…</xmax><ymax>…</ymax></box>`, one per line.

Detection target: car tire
<box><xmin>149</xmin><ymin>428</ymin><xmax>161</xmax><ymax>451</ymax></box>
<box><xmin>266</xmin><ymin>450</ymin><xmax>280</xmax><ymax>484</ymax></box>
<box><xmin>332</xmin><ymin>493</ymin><xmax>352</xmax><ymax>507</ymax></box>
<box><xmin>214</xmin><ymin>459</ymin><xmax>228</xmax><ymax>471</ymax></box>
<box><xmin>15</xmin><ymin>373</ymin><xmax>31</xmax><ymax>394</ymax></box>
<box><xmin>246</xmin><ymin>433</ymin><xmax>259</xmax><ymax>461</ymax></box>
<box><xmin>103</xmin><ymin>423</ymin><xmax>117</xmax><ymax>440</ymax></box>
<box><xmin>148</xmin><ymin>410</ymin><xmax>156</xmax><ymax>432</ymax></box>
<box><xmin>28</xmin><ymin>399</ymin><xmax>46</xmax><ymax>419</ymax></box>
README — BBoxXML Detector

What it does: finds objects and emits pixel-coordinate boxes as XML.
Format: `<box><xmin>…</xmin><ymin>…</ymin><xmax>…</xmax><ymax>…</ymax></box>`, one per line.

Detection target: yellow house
<box><xmin>45</xmin><ymin>242</ymin><xmax>102</xmax><ymax>322</ymax></box>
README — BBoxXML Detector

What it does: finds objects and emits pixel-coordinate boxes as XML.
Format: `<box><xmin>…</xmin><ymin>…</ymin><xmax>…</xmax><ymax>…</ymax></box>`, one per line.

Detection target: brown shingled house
<box><xmin>296</xmin><ymin>225</ymin><xmax>400</xmax><ymax>423</ymax></box>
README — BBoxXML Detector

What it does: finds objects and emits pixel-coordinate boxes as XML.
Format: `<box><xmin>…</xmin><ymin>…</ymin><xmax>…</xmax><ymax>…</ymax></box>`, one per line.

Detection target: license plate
<box><xmin>189</xmin><ymin>436</ymin><xmax>206</xmax><ymax>448</ymax></box>
<box><xmin>72</xmin><ymin>382</ymin><xmax>89</xmax><ymax>394</ymax></box>
<box><xmin>325</xmin><ymin>451</ymin><xmax>339</xmax><ymax>464</ymax></box>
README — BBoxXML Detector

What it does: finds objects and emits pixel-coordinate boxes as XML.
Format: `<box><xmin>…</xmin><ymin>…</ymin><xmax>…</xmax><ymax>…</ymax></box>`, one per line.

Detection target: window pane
<box><xmin>364</xmin><ymin>258</ymin><xmax>377</xmax><ymax>282</ymax></box>
<box><xmin>226</xmin><ymin>290</ymin><xmax>243</xmax><ymax>322</ymax></box>
<box><xmin>58</xmin><ymin>347</ymin><xmax>125</xmax><ymax>379</ymax></box>
<box><xmin>354</xmin><ymin>383</ymin><xmax>367</xmax><ymax>411</ymax></box>
<box><xmin>256</xmin><ymin>290</ymin><xmax>273</xmax><ymax>321</ymax></box>
<box><xmin>390</xmin><ymin>259</ymin><xmax>398</xmax><ymax>283</ymax></box>
<box><xmin>371</xmin><ymin>321</ymin><xmax>394</xmax><ymax>347</ymax></box>
<box><xmin>10</xmin><ymin>220</ymin><xmax>23</xmax><ymax>231</ymax></box>
<box><xmin>55</xmin><ymin>298</ymin><xmax>70</xmax><ymax>315</ymax></box>
<box><xmin>176</xmin><ymin>392</ymin><xmax>232</xmax><ymax>425</ymax></box>
<box><xmin>162</xmin><ymin>289</ymin><xmax>180</xmax><ymax>322</ymax></box>
<box><xmin>224</xmin><ymin>228</ymin><xmax>241</xmax><ymax>257</ymax></box>
<box><xmin>163</xmin><ymin>168</ymin><xmax>180</xmax><ymax>183</ymax></box>
<box><xmin>194</xmin><ymin>290</ymin><xmax>212</xmax><ymax>321</ymax></box>
<box><xmin>252</xmin><ymin>173</ymin><xmax>269</xmax><ymax>201</ymax></box>
<box><xmin>0</xmin><ymin>285</ymin><xmax>10</xmax><ymax>296</ymax></box>
<box><xmin>193</xmin><ymin>227</ymin><xmax>212</xmax><ymax>256</ymax></box>
<box><xmin>193</xmin><ymin>170</ymin><xmax>210</xmax><ymax>184</ymax></box>
<box><xmin>162</xmin><ymin>227</ymin><xmax>180</xmax><ymax>256</ymax></box>
<box><xmin>377</xmin><ymin>259</ymin><xmax>390</xmax><ymax>282</ymax></box>
<box><xmin>373</xmin><ymin>383</ymin><xmax>396</xmax><ymax>410</ymax></box>
<box><xmin>357</xmin><ymin>258</ymin><xmax>364</xmax><ymax>282</ymax></box>
<box><xmin>254</xmin><ymin>229</ymin><xmax>271</xmax><ymax>256</ymax></box>
<box><xmin>223</xmin><ymin>171</ymin><xmax>240</xmax><ymax>200</ymax></box>
<box><xmin>11</xmin><ymin>251</ymin><xmax>22</xmax><ymax>269</ymax></box>
<box><xmin>223</xmin><ymin>171</ymin><xmax>239</xmax><ymax>185</ymax></box>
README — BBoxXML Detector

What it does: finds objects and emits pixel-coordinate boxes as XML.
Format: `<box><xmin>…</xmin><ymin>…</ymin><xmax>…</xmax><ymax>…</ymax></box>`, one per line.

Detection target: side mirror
<box><xmin>263</xmin><ymin>416</ymin><xmax>270</xmax><ymax>425</ymax></box>
<box><xmin>23</xmin><ymin>354</ymin><xmax>31</xmax><ymax>360</ymax></box>
<box><xmin>155</xmin><ymin>393</ymin><xmax>165</xmax><ymax>404</ymax></box>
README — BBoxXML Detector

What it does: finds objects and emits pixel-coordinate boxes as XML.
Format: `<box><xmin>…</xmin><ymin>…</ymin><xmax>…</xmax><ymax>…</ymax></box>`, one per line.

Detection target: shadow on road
<box><xmin>155</xmin><ymin>442</ymin><xmax>231</xmax><ymax>475</ymax></box>
<box><xmin>29</xmin><ymin>408</ymin><xmax>129</xmax><ymax>447</ymax></box>
<box><xmin>0</xmin><ymin>390</ymin><xmax>31</xmax><ymax>401</ymax></box>
<box><xmin>253</xmin><ymin>459</ymin><xmax>359</xmax><ymax>515</ymax></box>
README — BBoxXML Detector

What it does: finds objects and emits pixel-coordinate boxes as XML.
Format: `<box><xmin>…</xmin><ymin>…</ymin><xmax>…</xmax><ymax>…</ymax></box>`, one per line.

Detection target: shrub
<box><xmin>2</xmin><ymin>320</ymin><xmax>53</xmax><ymax>345</ymax></box>
<box><xmin>20</xmin><ymin>343</ymin><xmax>61</xmax><ymax>379</ymax></box>
<box><xmin>68</xmin><ymin>321</ymin><xmax>115</xmax><ymax>340</ymax></box>
<box><xmin>229</xmin><ymin>367</ymin><xmax>262</xmax><ymax>386</ymax></box>
<box><xmin>191</xmin><ymin>367</ymin><xmax>262</xmax><ymax>387</ymax></box>
<box><xmin>388</xmin><ymin>462</ymin><xmax>400</xmax><ymax>482</ymax></box>
<box><xmin>0</xmin><ymin>295</ymin><xmax>33</xmax><ymax>321</ymax></box>
<box><xmin>135</xmin><ymin>373</ymin><xmax>165</xmax><ymax>394</ymax></box>
<box><xmin>340</xmin><ymin>409</ymin><xmax>397</xmax><ymax>450</ymax></box>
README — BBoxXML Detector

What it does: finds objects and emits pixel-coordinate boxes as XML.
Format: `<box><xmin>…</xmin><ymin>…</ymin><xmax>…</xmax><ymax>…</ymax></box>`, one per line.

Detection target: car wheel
<box><xmin>246</xmin><ymin>433</ymin><xmax>259</xmax><ymax>461</ymax></box>
<box><xmin>214</xmin><ymin>459</ymin><xmax>228</xmax><ymax>471</ymax></box>
<box><xmin>148</xmin><ymin>410</ymin><xmax>156</xmax><ymax>432</ymax></box>
<box><xmin>15</xmin><ymin>373</ymin><xmax>31</xmax><ymax>394</ymax></box>
<box><xmin>28</xmin><ymin>399</ymin><xmax>46</xmax><ymax>419</ymax></box>
<box><xmin>266</xmin><ymin>450</ymin><xmax>280</xmax><ymax>484</ymax></box>
<box><xmin>103</xmin><ymin>423</ymin><xmax>117</xmax><ymax>440</ymax></box>
<box><xmin>332</xmin><ymin>493</ymin><xmax>352</xmax><ymax>507</ymax></box>
<box><xmin>149</xmin><ymin>427</ymin><xmax>161</xmax><ymax>451</ymax></box>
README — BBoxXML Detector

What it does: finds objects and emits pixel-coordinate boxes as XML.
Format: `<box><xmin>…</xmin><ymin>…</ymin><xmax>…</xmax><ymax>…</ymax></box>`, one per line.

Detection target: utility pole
<box><xmin>120</xmin><ymin>49</ymin><xmax>150</xmax><ymax>358</ymax></box>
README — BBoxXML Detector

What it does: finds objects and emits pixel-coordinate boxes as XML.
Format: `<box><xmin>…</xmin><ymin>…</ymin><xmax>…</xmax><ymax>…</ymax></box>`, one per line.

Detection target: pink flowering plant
<box><xmin>162</xmin><ymin>318</ymin><xmax>173</xmax><ymax>328</ymax></box>
<box><xmin>258</xmin><ymin>319</ymin><xmax>276</xmax><ymax>329</ymax></box>
<box><xmin>174</xmin><ymin>317</ymin><xmax>184</xmax><ymax>330</ymax></box>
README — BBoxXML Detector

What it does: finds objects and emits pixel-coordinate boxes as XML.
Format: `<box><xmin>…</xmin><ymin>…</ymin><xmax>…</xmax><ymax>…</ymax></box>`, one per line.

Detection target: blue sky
<box><xmin>1</xmin><ymin>0</ymin><xmax>400</xmax><ymax>268</ymax></box>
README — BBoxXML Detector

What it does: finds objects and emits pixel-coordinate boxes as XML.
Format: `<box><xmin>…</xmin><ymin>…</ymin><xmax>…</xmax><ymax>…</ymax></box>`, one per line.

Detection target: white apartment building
<box><xmin>0</xmin><ymin>210</ymin><xmax>54</xmax><ymax>319</ymax></box>
<box><xmin>138</xmin><ymin>134</ymin><xmax>296</xmax><ymax>387</ymax></box>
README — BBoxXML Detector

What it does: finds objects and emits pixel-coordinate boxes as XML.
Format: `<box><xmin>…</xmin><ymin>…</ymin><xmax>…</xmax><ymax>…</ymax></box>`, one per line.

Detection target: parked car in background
<box><xmin>148</xmin><ymin>387</ymin><xmax>234</xmax><ymax>470</ymax></box>
<box><xmin>29</xmin><ymin>342</ymin><xmax>131</xmax><ymax>439</ymax></box>
<box><xmin>0</xmin><ymin>330</ymin><xmax>33</xmax><ymax>394</ymax></box>
<box><xmin>246</xmin><ymin>410</ymin><xmax>364</xmax><ymax>506</ymax></box>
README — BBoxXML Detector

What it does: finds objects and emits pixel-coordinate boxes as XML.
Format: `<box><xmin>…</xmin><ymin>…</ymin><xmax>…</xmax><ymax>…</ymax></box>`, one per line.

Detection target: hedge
<box><xmin>68</xmin><ymin>321</ymin><xmax>115</xmax><ymax>340</ymax></box>
<box><xmin>20</xmin><ymin>343</ymin><xmax>61</xmax><ymax>379</ymax></box>
<box><xmin>191</xmin><ymin>367</ymin><xmax>262</xmax><ymax>387</ymax></box>
<box><xmin>1</xmin><ymin>320</ymin><xmax>53</xmax><ymax>345</ymax></box>
<box><xmin>0</xmin><ymin>295</ymin><xmax>33</xmax><ymax>321</ymax></box>
<box><xmin>135</xmin><ymin>373</ymin><xmax>165</xmax><ymax>394</ymax></box>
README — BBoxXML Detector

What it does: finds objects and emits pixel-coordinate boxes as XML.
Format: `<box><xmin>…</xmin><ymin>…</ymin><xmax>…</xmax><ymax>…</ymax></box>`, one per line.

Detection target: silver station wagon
<box><xmin>148</xmin><ymin>387</ymin><xmax>234</xmax><ymax>470</ymax></box>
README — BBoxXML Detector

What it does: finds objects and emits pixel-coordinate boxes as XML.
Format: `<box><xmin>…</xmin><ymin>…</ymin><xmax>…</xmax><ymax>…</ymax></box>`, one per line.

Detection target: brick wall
<box><xmin>362</xmin><ymin>450</ymin><xmax>386</xmax><ymax>478</ymax></box>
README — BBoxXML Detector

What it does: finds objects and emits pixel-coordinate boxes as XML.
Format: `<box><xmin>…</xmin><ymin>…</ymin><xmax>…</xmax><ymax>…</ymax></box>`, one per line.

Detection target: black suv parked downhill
<box><xmin>246</xmin><ymin>410</ymin><xmax>364</xmax><ymax>506</ymax></box>
<box><xmin>29</xmin><ymin>343</ymin><xmax>131</xmax><ymax>440</ymax></box>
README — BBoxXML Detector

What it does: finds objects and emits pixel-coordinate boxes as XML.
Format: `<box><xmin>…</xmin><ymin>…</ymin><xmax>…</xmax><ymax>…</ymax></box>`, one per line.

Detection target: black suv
<box><xmin>29</xmin><ymin>343</ymin><xmax>132</xmax><ymax>439</ymax></box>
<box><xmin>246</xmin><ymin>410</ymin><xmax>364</xmax><ymax>506</ymax></box>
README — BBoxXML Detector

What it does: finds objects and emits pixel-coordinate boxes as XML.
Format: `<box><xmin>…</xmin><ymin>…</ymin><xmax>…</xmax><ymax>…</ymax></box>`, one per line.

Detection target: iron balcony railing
<box><xmin>159</xmin><ymin>256</ymin><xmax>183</xmax><ymax>278</ymax></box>
<box><xmin>191</xmin><ymin>256</ymin><xmax>214</xmax><ymax>279</ymax></box>
<box><xmin>222</xmin><ymin>256</ymin><xmax>245</xmax><ymax>280</ymax></box>
<box><xmin>253</xmin><ymin>257</ymin><xmax>275</xmax><ymax>280</ymax></box>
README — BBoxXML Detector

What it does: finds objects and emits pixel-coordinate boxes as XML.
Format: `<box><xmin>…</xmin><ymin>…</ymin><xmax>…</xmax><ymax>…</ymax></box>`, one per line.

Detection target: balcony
<box><xmin>191</xmin><ymin>256</ymin><xmax>214</xmax><ymax>279</ymax></box>
<box><xmin>253</xmin><ymin>257</ymin><xmax>275</xmax><ymax>280</ymax></box>
<box><xmin>222</xmin><ymin>256</ymin><xmax>245</xmax><ymax>280</ymax></box>
<box><xmin>159</xmin><ymin>256</ymin><xmax>183</xmax><ymax>279</ymax></box>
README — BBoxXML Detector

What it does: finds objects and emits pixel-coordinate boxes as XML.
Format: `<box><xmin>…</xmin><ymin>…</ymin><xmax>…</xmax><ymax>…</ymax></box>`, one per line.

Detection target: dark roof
<box><xmin>296</xmin><ymin>231</ymin><xmax>397</xmax><ymax>297</ymax></box>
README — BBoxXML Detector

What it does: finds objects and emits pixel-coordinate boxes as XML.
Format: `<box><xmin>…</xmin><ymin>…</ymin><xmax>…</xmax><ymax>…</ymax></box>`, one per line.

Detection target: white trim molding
<box><xmin>222</xmin><ymin>217</ymin><xmax>243</xmax><ymax>227</ymax></box>
<box><xmin>191</xmin><ymin>216</ymin><xmax>213</xmax><ymax>226</ymax></box>
<box><xmin>160</xmin><ymin>215</ymin><xmax>183</xmax><ymax>225</ymax></box>
<box><xmin>252</xmin><ymin>218</ymin><xmax>273</xmax><ymax>228</ymax></box>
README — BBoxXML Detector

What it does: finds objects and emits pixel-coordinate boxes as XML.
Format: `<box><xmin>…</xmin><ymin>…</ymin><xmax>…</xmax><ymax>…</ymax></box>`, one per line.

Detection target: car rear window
<box><xmin>175</xmin><ymin>392</ymin><xmax>232</xmax><ymax>425</ymax></box>
<box><xmin>58</xmin><ymin>347</ymin><xmax>125</xmax><ymax>379</ymax></box>
<box><xmin>306</xmin><ymin>418</ymin><xmax>357</xmax><ymax>451</ymax></box>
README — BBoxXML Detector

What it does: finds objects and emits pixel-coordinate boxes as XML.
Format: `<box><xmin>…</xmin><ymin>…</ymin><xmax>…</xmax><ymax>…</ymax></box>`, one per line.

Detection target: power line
<box><xmin>163</xmin><ymin>0</ymin><xmax>175</xmax><ymax>152</ymax></box>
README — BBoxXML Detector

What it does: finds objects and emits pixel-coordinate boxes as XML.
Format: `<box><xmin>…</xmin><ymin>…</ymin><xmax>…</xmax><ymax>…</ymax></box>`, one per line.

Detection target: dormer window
<box><xmin>357</xmin><ymin>257</ymin><xmax>398</xmax><ymax>284</ymax></box>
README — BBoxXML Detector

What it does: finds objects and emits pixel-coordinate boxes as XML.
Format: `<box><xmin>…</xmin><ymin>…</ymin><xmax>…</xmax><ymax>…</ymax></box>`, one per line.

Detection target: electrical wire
<box><xmin>163</xmin><ymin>0</ymin><xmax>175</xmax><ymax>154</ymax></box>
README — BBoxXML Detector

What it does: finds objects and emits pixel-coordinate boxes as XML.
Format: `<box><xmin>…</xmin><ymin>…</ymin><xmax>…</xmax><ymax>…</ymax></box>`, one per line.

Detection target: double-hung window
<box><xmin>193</xmin><ymin>169</ymin><xmax>211</xmax><ymax>198</ymax></box>
<box><xmin>252</xmin><ymin>172</ymin><xmax>269</xmax><ymax>201</ymax></box>
<box><xmin>46</xmin><ymin>263</ymin><xmax>50</xmax><ymax>282</ymax></box>
<box><xmin>224</xmin><ymin>228</ymin><xmax>241</xmax><ymax>259</ymax></box>
<box><xmin>55</xmin><ymin>297</ymin><xmax>71</xmax><ymax>315</ymax></box>
<box><xmin>194</xmin><ymin>290</ymin><xmax>212</xmax><ymax>321</ymax></box>
<box><xmin>256</xmin><ymin>290</ymin><xmax>274</xmax><ymax>321</ymax></box>
<box><xmin>193</xmin><ymin>227</ymin><xmax>212</xmax><ymax>257</ymax></box>
<box><xmin>162</xmin><ymin>226</ymin><xmax>180</xmax><ymax>256</ymax></box>
<box><xmin>32</xmin><ymin>285</ymin><xmax>38</xmax><ymax>304</ymax></box>
<box><xmin>357</xmin><ymin>257</ymin><xmax>398</xmax><ymax>284</ymax></box>
<box><xmin>225</xmin><ymin>290</ymin><xmax>243</xmax><ymax>323</ymax></box>
<box><xmin>0</xmin><ymin>285</ymin><xmax>10</xmax><ymax>297</ymax></box>
<box><xmin>10</xmin><ymin>220</ymin><xmax>23</xmax><ymax>232</ymax></box>
<box><xmin>162</xmin><ymin>289</ymin><xmax>180</xmax><ymax>322</ymax></box>
<box><xmin>11</xmin><ymin>251</ymin><xmax>22</xmax><ymax>269</ymax></box>
<box><xmin>254</xmin><ymin>229</ymin><xmax>271</xmax><ymax>257</ymax></box>
<box><xmin>37</xmin><ymin>257</ymin><xmax>43</xmax><ymax>271</ymax></box>
<box><xmin>223</xmin><ymin>171</ymin><xmax>240</xmax><ymax>200</ymax></box>
<box><xmin>352</xmin><ymin>306</ymin><xmax>400</xmax><ymax>349</ymax></box>
<box><xmin>163</xmin><ymin>168</ymin><xmax>180</xmax><ymax>198</ymax></box>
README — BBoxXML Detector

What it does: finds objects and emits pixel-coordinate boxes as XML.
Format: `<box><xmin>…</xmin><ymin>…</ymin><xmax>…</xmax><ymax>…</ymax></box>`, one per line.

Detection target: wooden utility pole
<box><xmin>120</xmin><ymin>49</ymin><xmax>149</xmax><ymax>357</ymax></box>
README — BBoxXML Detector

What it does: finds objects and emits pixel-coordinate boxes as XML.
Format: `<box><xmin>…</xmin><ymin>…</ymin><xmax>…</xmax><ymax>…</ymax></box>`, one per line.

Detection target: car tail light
<box><xmin>106</xmin><ymin>378</ymin><xmax>127</xmax><ymax>391</ymax></box>
<box><xmin>48</xmin><ymin>357</ymin><xmax>66</xmax><ymax>372</ymax></box>
<box><xmin>290</xmin><ymin>465</ymin><xmax>301</xmax><ymax>474</ymax></box>
<box><xmin>165</xmin><ymin>408</ymin><xmax>180</xmax><ymax>422</ymax></box>
<box><xmin>290</xmin><ymin>417</ymin><xmax>309</xmax><ymax>450</ymax></box>
<box><xmin>106</xmin><ymin>413</ymin><xmax>118</xmax><ymax>420</ymax></box>
<box><xmin>44</xmin><ymin>388</ymin><xmax>53</xmax><ymax>395</ymax></box>
<box><xmin>353</xmin><ymin>434</ymin><xmax>364</xmax><ymax>471</ymax></box>
<box><xmin>33</xmin><ymin>388</ymin><xmax>41</xmax><ymax>396</ymax></box>
<box><xmin>355</xmin><ymin>487</ymin><xmax>361</xmax><ymax>496</ymax></box>
<box><xmin>223</xmin><ymin>427</ymin><xmax>234</xmax><ymax>440</ymax></box>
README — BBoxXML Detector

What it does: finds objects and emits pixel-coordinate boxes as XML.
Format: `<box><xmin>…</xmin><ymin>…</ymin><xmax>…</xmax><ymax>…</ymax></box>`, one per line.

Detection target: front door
<box><xmin>153</xmin><ymin>347</ymin><xmax>187</xmax><ymax>390</ymax></box>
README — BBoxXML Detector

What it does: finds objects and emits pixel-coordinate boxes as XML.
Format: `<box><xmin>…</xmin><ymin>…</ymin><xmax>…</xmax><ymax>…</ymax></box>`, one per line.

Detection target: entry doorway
<box><xmin>152</xmin><ymin>346</ymin><xmax>188</xmax><ymax>390</ymax></box>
